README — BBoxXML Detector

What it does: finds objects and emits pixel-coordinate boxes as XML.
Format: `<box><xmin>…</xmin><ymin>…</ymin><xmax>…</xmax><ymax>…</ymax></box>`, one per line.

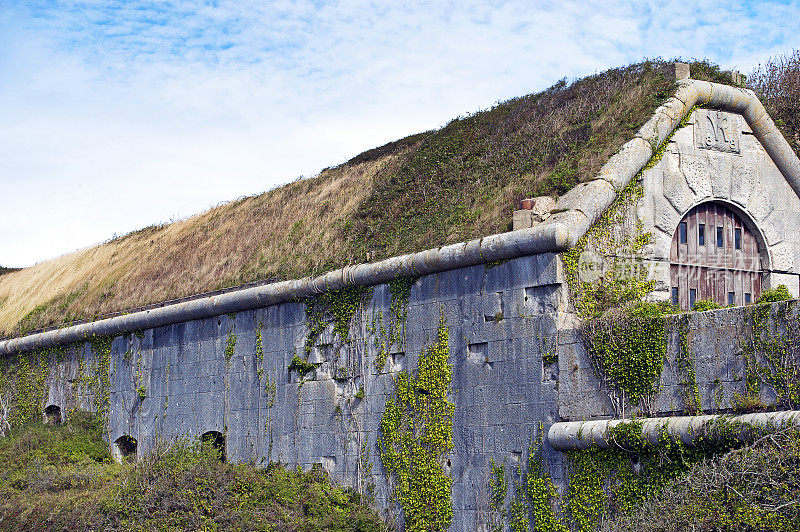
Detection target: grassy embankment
<box><xmin>0</xmin><ymin>60</ymin><xmax>737</xmax><ymax>337</ymax></box>
<box><xmin>0</xmin><ymin>412</ymin><xmax>383</xmax><ymax>532</ymax></box>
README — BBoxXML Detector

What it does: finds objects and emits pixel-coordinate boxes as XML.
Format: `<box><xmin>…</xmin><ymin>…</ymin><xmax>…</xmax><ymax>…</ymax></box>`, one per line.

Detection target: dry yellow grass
<box><xmin>1</xmin><ymin>60</ymin><xmax>739</xmax><ymax>338</ymax></box>
<box><xmin>0</xmin><ymin>154</ymin><xmax>399</xmax><ymax>337</ymax></box>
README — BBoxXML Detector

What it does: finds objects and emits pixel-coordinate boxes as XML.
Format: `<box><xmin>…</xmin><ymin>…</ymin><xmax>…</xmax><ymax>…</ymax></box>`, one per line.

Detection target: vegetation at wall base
<box><xmin>599</xmin><ymin>425</ymin><xmax>800</xmax><ymax>532</ymax></box>
<box><xmin>0</xmin><ymin>411</ymin><xmax>385</xmax><ymax>532</ymax></box>
<box><xmin>484</xmin><ymin>418</ymin><xmax>799</xmax><ymax>532</ymax></box>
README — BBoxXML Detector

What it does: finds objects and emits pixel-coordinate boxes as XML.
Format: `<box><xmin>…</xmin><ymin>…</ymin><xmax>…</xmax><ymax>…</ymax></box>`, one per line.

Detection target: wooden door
<box><xmin>670</xmin><ymin>203</ymin><xmax>762</xmax><ymax>310</ymax></box>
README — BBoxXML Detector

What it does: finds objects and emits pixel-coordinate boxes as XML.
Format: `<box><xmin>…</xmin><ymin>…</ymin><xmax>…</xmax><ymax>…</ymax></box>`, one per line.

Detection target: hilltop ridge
<box><xmin>0</xmin><ymin>60</ymin><xmax>742</xmax><ymax>338</ymax></box>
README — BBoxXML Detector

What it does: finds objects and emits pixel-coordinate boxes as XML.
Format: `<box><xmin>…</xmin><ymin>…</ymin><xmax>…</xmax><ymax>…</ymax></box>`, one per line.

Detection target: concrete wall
<box><xmin>559</xmin><ymin>299</ymin><xmax>798</xmax><ymax>421</ymax></box>
<box><xmin>34</xmin><ymin>252</ymin><xmax>566</xmax><ymax>531</ymax></box>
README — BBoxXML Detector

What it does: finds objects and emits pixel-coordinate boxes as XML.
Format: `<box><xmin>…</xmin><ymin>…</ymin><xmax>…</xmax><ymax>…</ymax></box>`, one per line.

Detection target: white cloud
<box><xmin>1</xmin><ymin>0</ymin><xmax>799</xmax><ymax>266</ymax></box>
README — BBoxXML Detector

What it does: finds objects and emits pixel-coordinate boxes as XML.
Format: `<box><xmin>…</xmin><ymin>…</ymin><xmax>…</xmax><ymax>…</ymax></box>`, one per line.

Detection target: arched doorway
<box><xmin>43</xmin><ymin>405</ymin><xmax>62</xmax><ymax>425</ymax></box>
<box><xmin>201</xmin><ymin>431</ymin><xmax>226</xmax><ymax>461</ymax></box>
<box><xmin>670</xmin><ymin>202</ymin><xmax>764</xmax><ymax>310</ymax></box>
<box><xmin>113</xmin><ymin>435</ymin><xmax>137</xmax><ymax>463</ymax></box>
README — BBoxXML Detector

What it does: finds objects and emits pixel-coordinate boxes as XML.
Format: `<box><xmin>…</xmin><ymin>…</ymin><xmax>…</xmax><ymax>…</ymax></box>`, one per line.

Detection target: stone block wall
<box><xmin>22</xmin><ymin>248</ymin><xmax>800</xmax><ymax>530</ymax></box>
<box><xmin>558</xmin><ymin>300</ymin><xmax>800</xmax><ymax>422</ymax></box>
<box><xmin>34</xmin><ymin>252</ymin><xmax>567</xmax><ymax>531</ymax></box>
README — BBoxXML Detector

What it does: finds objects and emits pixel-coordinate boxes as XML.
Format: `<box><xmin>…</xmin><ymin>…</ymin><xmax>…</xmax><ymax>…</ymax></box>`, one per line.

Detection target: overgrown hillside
<box><xmin>0</xmin><ymin>412</ymin><xmax>383</xmax><ymax>531</ymax></box>
<box><xmin>601</xmin><ymin>426</ymin><xmax>800</xmax><ymax>532</ymax></box>
<box><xmin>0</xmin><ymin>60</ymin><xmax>740</xmax><ymax>338</ymax></box>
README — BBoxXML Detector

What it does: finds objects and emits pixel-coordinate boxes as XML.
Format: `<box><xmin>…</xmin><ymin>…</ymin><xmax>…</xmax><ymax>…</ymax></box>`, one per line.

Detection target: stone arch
<box><xmin>113</xmin><ymin>435</ymin><xmax>137</xmax><ymax>463</ymax></box>
<box><xmin>669</xmin><ymin>200</ymin><xmax>766</xmax><ymax>309</ymax></box>
<box><xmin>201</xmin><ymin>431</ymin><xmax>226</xmax><ymax>461</ymax></box>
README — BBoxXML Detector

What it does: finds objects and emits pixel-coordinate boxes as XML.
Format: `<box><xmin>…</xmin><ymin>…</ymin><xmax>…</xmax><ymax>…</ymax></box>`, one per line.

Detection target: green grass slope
<box><xmin>0</xmin><ymin>412</ymin><xmax>383</xmax><ymax>532</ymax></box>
<box><xmin>0</xmin><ymin>60</ymin><xmax>741</xmax><ymax>337</ymax></box>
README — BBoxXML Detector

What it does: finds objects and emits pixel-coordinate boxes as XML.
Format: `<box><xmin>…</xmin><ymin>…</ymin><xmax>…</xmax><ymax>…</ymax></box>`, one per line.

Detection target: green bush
<box><xmin>756</xmin><ymin>284</ymin><xmax>793</xmax><ymax>304</ymax></box>
<box><xmin>691</xmin><ymin>299</ymin><xmax>723</xmax><ymax>312</ymax></box>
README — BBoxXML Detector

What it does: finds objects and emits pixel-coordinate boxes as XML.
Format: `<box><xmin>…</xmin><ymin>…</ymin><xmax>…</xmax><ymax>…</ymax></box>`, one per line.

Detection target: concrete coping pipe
<box><xmin>1</xmin><ymin>79</ymin><xmax>799</xmax><ymax>356</ymax></box>
<box><xmin>547</xmin><ymin>411</ymin><xmax>800</xmax><ymax>452</ymax></box>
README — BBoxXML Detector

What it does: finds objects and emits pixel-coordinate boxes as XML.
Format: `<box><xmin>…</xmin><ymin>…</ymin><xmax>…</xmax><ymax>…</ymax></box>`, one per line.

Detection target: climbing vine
<box><xmin>562</xmin><ymin>176</ymin><xmax>654</xmax><ymax>320</ymax></box>
<box><xmin>527</xmin><ymin>437</ymin><xmax>567</xmax><ymax>532</ymax></box>
<box><xmin>379</xmin><ymin>316</ymin><xmax>454</xmax><ymax>531</ymax></box>
<box><xmin>224</xmin><ymin>323</ymin><xmax>237</xmax><ymax>364</ymax></box>
<box><xmin>562</xmin><ymin>108</ymin><xmax>696</xmax><ymax>314</ymax></box>
<box><xmin>739</xmin><ymin>292</ymin><xmax>800</xmax><ymax>410</ymax></box>
<box><xmin>255</xmin><ymin>326</ymin><xmax>277</xmax><ymax>461</ymax></box>
<box><xmin>581</xmin><ymin>302</ymin><xmax>678</xmax><ymax>416</ymax></box>
<box><xmin>488</xmin><ymin>460</ymin><xmax>508</xmax><ymax>532</ymax></box>
<box><xmin>0</xmin><ymin>334</ymin><xmax>116</xmax><ymax>437</ymax></box>
<box><xmin>675</xmin><ymin>314</ymin><xmax>702</xmax><ymax>414</ymax></box>
<box><xmin>6</xmin><ymin>348</ymin><xmax>49</xmax><ymax>428</ymax></box>
<box><xmin>303</xmin><ymin>286</ymin><xmax>372</xmax><ymax>357</ymax></box>
<box><xmin>489</xmin><ymin>431</ymin><xmax>566</xmax><ymax>532</ymax></box>
<box><xmin>373</xmin><ymin>276</ymin><xmax>417</xmax><ymax>372</ymax></box>
<box><xmin>86</xmin><ymin>335</ymin><xmax>114</xmax><ymax>425</ymax></box>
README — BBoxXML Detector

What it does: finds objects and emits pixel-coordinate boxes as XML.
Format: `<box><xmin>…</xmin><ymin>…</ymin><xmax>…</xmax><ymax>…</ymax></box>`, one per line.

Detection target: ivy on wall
<box><xmin>373</xmin><ymin>276</ymin><xmax>418</xmax><ymax>372</ymax></box>
<box><xmin>581</xmin><ymin>302</ymin><xmax>680</xmax><ymax>416</ymax></box>
<box><xmin>488</xmin><ymin>432</ymin><xmax>566</xmax><ymax>532</ymax></box>
<box><xmin>379</xmin><ymin>316</ymin><xmax>454</xmax><ymax>531</ymax></box>
<box><xmin>0</xmin><ymin>334</ymin><xmax>115</xmax><ymax>438</ymax></box>
<box><xmin>5</xmin><ymin>349</ymin><xmax>49</xmax><ymax>428</ymax></box>
<box><xmin>304</xmin><ymin>286</ymin><xmax>372</xmax><ymax>357</ymax></box>
<box><xmin>739</xmin><ymin>291</ymin><xmax>799</xmax><ymax>410</ymax></box>
<box><xmin>562</xmin><ymin>109</ymin><xmax>696</xmax><ymax>417</ymax></box>
<box><xmin>674</xmin><ymin>314</ymin><xmax>702</xmax><ymax>415</ymax></box>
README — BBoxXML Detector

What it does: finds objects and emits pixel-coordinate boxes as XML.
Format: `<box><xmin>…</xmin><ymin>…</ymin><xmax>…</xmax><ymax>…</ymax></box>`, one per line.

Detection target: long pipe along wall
<box><xmin>548</xmin><ymin>411</ymin><xmax>800</xmax><ymax>451</ymax></box>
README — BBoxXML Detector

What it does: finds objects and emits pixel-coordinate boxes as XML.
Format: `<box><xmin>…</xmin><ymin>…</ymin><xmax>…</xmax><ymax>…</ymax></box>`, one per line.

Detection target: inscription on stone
<box><xmin>694</xmin><ymin>109</ymin><xmax>740</xmax><ymax>153</ymax></box>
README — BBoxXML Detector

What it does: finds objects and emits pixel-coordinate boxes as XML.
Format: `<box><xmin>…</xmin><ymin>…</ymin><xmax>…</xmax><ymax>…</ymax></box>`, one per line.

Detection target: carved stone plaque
<box><xmin>694</xmin><ymin>109</ymin><xmax>740</xmax><ymax>153</ymax></box>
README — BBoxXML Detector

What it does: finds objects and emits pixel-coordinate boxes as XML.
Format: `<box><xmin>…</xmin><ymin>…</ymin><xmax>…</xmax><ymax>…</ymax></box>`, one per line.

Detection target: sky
<box><xmin>1</xmin><ymin>1</ymin><xmax>799</xmax><ymax>267</ymax></box>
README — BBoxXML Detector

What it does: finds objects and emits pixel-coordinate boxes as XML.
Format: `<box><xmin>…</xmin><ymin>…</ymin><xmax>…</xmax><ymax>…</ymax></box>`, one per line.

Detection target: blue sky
<box><xmin>1</xmin><ymin>0</ymin><xmax>799</xmax><ymax>267</ymax></box>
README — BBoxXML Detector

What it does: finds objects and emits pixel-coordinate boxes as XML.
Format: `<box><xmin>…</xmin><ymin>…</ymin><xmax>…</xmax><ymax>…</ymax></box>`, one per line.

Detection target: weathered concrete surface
<box><xmin>35</xmin><ymin>253</ymin><xmax>567</xmax><ymax>531</ymax></box>
<box><xmin>559</xmin><ymin>300</ymin><xmax>800</xmax><ymax>421</ymax></box>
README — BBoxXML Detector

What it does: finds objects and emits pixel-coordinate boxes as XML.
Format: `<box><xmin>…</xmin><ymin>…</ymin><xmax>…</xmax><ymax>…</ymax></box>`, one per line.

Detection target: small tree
<box><xmin>749</xmin><ymin>50</ymin><xmax>800</xmax><ymax>154</ymax></box>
